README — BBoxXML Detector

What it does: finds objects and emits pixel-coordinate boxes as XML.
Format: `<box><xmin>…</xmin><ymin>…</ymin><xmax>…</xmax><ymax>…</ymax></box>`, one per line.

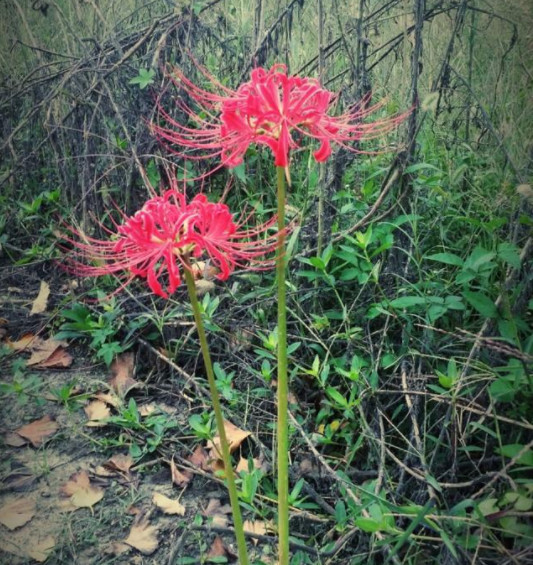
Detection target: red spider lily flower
<box><xmin>153</xmin><ymin>63</ymin><xmax>408</xmax><ymax>174</ymax></box>
<box><xmin>60</xmin><ymin>189</ymin><xmax>280</xmax><ymax>299</ymax></box>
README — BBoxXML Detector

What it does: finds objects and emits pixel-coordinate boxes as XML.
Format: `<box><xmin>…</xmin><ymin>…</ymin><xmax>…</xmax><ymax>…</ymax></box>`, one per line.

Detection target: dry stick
<box><xmin>137</xmin><ymin>338</ymin><xmax>211</xmax><ymax>400</ymax></box>
<box><xmin>400</xmin><ymin>365</ymin><xmax>438</xmax><ymax>500</ymax></box>
<box><xmin>240</xmin><ymin>0</ymin><xmax>304</xmax><ymax>80</ymax></box>
<box><xmin>374</xmin><ymin>388</ymin><xmax>533</xmax><ymax>433</ymax></box>
<box><xmin>414</xmin><ymin>324</ymin><xmax>533</xmax><ymax>363</ymax></box>
<box><xmin>99</xmin><ymin>80</ymin><xmax>153</xmax><ymax>196</ymax></box>
<box><xmin>297</xmin><ymin>0</ymin><xmax>402</xmax><ymax>76</ymax></box>
<box><xmin>472</xmin><ymin>440</ymin><xmax>533</xmax><ymax>499</ymax></box>
<box><xmin>448</xmin><ymin>66</ymin><xmax>525</xmax><ymax>183</ymax></box>
<box><xmin>407</xmin><ymin>0</ymin><xmax>424</xmax><ymax>159</ymax></box>
<box><xmin>288</xmin><ymin>411</ymin><xmax>403</xmax><ymax>565</ymax></box>
<box><xmin>1</xmin><ymin>11</ymin><xmax>178</xmax><ymax>178</ymax></box>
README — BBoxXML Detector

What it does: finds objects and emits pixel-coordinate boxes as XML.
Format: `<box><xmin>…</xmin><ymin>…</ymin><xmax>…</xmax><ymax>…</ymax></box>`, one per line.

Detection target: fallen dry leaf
<box><xmin>30</xmin><ymin>281</ymin><xmax>50</xmax><ymax>315</ymax></box>
<box><xmin>170</xmin><ymin>458</ymin><xmax>193</xmax><ymax>488</ymax></box>
<box><xmin>93</xmin><ymin>391</ymin><xmax>122</xmax><ymax>408</ymax></box>
<box><xmin>243</xmin><ymin>519</ymin><xmax>269</xmax><ymax>544</ymax></box>
<box><xmin>187</xmin><ymin>444</ymin><xmax>210</xmax><ymax>470</ymax></box>
<box><xmin>236</xmin><ymin>455</ymin><xmax>268</xmax><ymax>474</ymax></box>
<box><xmin>109</xmin><ymin>352</ymin><xmax>139</xmax><ymax>397</ymax></box>
<box><xmin>84</xmin><ymin>400</ymin><xmax>111</xmax><ymax>427</ymax></box>
<box><xmin>0</xmin><ymin>497</ymin><xmax>36</xmax><ymax>530</ymax></box>
<box><xmin>138</xmin><ymin>402</ymin><xmax>157</xmax><ymax>416</ymax></box>
<box><xmin>33</xmin><ymin>346</ymin><xmax>73</xmax><ymax>369</ymax></box>
<box><xmin>4</xmin><ymin>431</ymin><xmax>27</xmax><ymax>447</ymax></box>
<box><xmin>107</xmin><ymin>541</ymin><xmax>131</xmax><ymax>556</ymax></box>
<box><xmin>60</xmin><ymin>470</ymin><xmax>104</xmax><ymax>510</ymax></box>
<box><xmin>517</xmin><ymin>183</ymin><xmax>533</xmax><ymax>204</ymax></box>
<box><xmin>195</xmin><ymin>279</ymin><xmax>216</xmax><ymax>296</ymax></box>
<box><xmin>206</xmin><ymin>536</ymin><xmax>229</xmax><ymax>559</ymax></box>
<box><xmin>208</xmin><ymin>420</ymin><xmax>251</xmax><ymax>456</ymax></box>
<box><xmin>123</xmin><ymin>517</ymin><xmax>159</xmax><ymax>555</ymax></box>
<box><xmin>16</xmin><ymin>415</ymin><xmax>58</xmax><ymax>447</ymax></box>
<box><xmin>27</xmin><ymin>536</ymin><xmax>55</xmax><ymax>562</ymax></box>
<box><xmin>7</xmin><ymin>333</ymin><xmax>43</xmax><ymax>352</ymax></box>
<box><xmin>27</xmin><ymin>338</ymin><xmax>70</xmax><ymax>367</ymax></box>
<box><xmin>203</xmin><ymin>498</ymin><xmax>232</xmax><ymax>527</ymax></box>
<box><xmin>1</xmin><ymin>464</ymin><xmax>36</xmax><ymax>491</ymax></box>
<box><xmin>104</xmin><ymin>454</ymin><xmax>134</xmax><ymax>475</ymax></box>
<box><xmin>152</xmin><ymin>492</ymin><xmax>185</xmax><ymax>516</ymax></box>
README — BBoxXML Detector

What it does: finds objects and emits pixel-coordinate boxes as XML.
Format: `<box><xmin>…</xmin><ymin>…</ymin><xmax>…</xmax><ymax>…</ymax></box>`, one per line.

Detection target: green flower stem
<box><xmin>183</xmin><ymin>260</ymin><xmax>249</xmax><ymax>565</ymax></box>
<box><xmin>276</xmin><ymin>166</ymin><xmax>289</xmax><ymax>565</ymax></box>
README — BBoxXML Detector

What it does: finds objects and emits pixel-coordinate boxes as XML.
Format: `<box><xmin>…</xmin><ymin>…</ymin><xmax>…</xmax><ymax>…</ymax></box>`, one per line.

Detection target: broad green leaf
<box><xmin>230</xmin><ymin>163</ymin><xmax>246</xmax><ymax>183</ymax></box>
<box><xmin>497</xmin><ymin>242</ymin><xmax>521</xmax><ymax>269</ymax></box>
<box><xmin>464</xmin><ymin>247</ymin><xmax>496</xmax><ymax>272</ymax></box>
<box><xmin>489</xmin><ymin>378</ymin><xmax>515</xmax><ymax>403</ymax></box>
<box><xmin>355</xmin><ymin>517</ymin><xmax>382</xmax><ymax>532</ymax></box>
<box><xmin>462</xmin><ymin>291</ymin><xmax>498</xmax><ymax>318</ymax></box>
<box><xmin>389</xmin><ymin>296</ymin><xmax>426</xmax><ymax>309</ymax></box>
<box><xmin>497</xmin><ymin>444</ymin><xmax>533</xmax><ymax>466</ymax></box>
<box><xmin>426</xmin><ymin>252</ymin><xmax>464</xmax><ymax>266</ymax></box>
<box><xmin>339</xmin><ymin>268</ymin><xmax>360</xmax><ymax>281</ymax></box>
<box><xmin>326</xmin><ymin>387</ymin><xmax>348</xmax><ymax>408</ymax></box>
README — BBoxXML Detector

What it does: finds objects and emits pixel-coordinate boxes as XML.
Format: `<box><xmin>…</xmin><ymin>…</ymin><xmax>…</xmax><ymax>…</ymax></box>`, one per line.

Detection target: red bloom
<box><xmin>61</xmin><ymin>186</ymin><xmax>280</xmax><ymax>298</ymax></box>
<box><xmin>154</xmin><ymin>63</ymin><xmax>407</xmax><ymax>171</ymax></box>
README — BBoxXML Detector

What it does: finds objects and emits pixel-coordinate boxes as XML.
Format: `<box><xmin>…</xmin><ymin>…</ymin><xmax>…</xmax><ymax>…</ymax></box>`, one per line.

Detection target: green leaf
<box><xmin>462</xmin><ymin>291</ymin><xmax>498</xmax><ymax>318</ymax></box>
<box><xmin>326</xmin><ymin>387</ymin><xmax>348</xmax><ymax>408</ymax></box>
<box><xmin>339</xmin><ymin>268</ymin><xmax>360</xmax><ymax>281</ymax></box>
<box><xmin>497</xmin><ymin>242</ymin><xmax>521</xmax><ymax>269</ymax></box>
<box><xmin>426</xmin><ymin>252</ymin><xmax>464</xmax><ymax>266</ymax></box>
<box><xmin>497</xmin><ymin>444</ymin><xmax>533</xmax><ymax>466</ymax></box>
<box><xmin>230</xmin><ymin>163</ymin><xmax>246</xmax><ymax>183</ymax></box>
<box><xmin>128</xmin><ymin>68</ymin><xmax>155</xmax><ymax>89</ymax></box>
<box><xmin>355</xmin><ymin>517</ymin><xmax>382</xmax><ymax>532</ymax></box>
<box><xmin>405</xmin><ymin>162</ymin><xmax>442</xmax><ymax>174</ymax></box>
<box><xmin>489</xmin><ymin>378</ymin><xmax>515</xmax><ymax>403</ymax></box>
<box><xmin>389</xmin><ymin>296</ymin><xmax>426</xmax><ymax>309</ymax></box>
<box><xmin>309</xmin><ymin>257</ymin><xmax>326</xmax><ymax>270</ymax></box>
<box><xmin>464</xmin><ymin>247</ymin><xmax>496</xmax><ymax>272</ymax></box>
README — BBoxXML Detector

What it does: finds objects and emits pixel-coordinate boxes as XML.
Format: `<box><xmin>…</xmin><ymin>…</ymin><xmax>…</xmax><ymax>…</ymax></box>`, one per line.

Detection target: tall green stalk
<box><xmin>276</xmin><ymin>166</ymin><xmax>289</xmax><ymax>565</ymax></box>
<box><xmin>183</xmin><ymin>259</ymin><xmax>249</xmax><ymax>565</ymax></box>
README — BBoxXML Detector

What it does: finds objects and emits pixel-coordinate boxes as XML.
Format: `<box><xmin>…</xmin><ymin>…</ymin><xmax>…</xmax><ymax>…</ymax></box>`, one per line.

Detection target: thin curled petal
<box><xmin>59</xmin><ymin>184</ymin><xmax>282</xmax><ymax>298</ymax></box>
<box><xmin>153</xmin><ymin>62</ymin><xmax>409</xmax><ymax>175</ymax></box>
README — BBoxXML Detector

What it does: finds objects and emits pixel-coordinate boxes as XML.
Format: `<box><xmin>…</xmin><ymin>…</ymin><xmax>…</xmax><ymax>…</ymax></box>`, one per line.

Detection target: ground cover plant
<box><xmin>0</xmin><ymin>1</ymin><xmax>532</xmax><ymax>564</ymax></box>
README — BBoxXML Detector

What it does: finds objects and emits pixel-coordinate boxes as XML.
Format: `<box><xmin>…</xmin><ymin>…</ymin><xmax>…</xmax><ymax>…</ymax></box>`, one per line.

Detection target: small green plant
<box><xmin>49</xmin><ymin>382</ymin><xmax>92</xmax><ymax>410</ymax></box>
<box><xmin>105</xmin><ymin>398</ymin><xmax>178</xmax><ymax>459</ymax></box>
<box><xmin>188</xmin><ymin>412</ymin><xmax>215</xmax><ymax>441</ymax></box>
<box><xmin>55</xmin><ymin>298</ymin><xmax>132</xmax><ymax>365</ymax></box>
<box><xmin>128</xmin><ymin>68</ymin><xmax>155</xmax><ymax>89</ymax></box>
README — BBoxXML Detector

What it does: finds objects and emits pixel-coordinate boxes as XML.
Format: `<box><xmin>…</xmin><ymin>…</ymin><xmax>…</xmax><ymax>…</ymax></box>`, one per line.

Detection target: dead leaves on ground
<box><xmin>170</xmin><ymin>457</ymin><xmax>193</xmax><ymax>488</ymax></box>
<box><xmin>7</xmin><ymin>415</ymin><xmax>59</xmax><ymax>447</ymax></box>
<box><xmin>110</xmin><ymin>515</ymin><xmax>159</xmax><ymax>556</ymax></box>
<box><xmin>152</xmin><ymin>492</ymin><xmax>185</xmax><ymax>516</ymax></box>
<box><xmin>203</xmin><ymin>497</ymin><xmax>233</xmax><ymax>528</ymax></box>
<box><xmin>0</xmin><ymin>497</ymin><xmax>36</xmax><ymax>530</ymax></box>
<box><xmin>60</xmin><ymin>470</ymin><xmax>104</xmax><ymax>511</ymax></box>
<box><xmin>109</xmin><ymin>352</ymin><xmax>139</xmax><ymax>397</ymax></box>
<box><xmin>207</xmin><ymin>536</ymin><xmax>235</xmax><ymax>560</ymax></box>
<box><xmin>5</xmin><ymin>333</ymin><xmax>72</xmax><ymax>369</ymax></box>
<box><xmin>84</xmin><ymin>400</ymin><xmax>111</xmax><ymax>427</ymax></box>
<box><xmin>208</xmin><ymin>419</ymin><xmax>251</xmax><ymax>458</ymax></box>
<box><xmin>30</xmin><ymin>281</ymin><xmax>50</xmax><ymax>315</ymax></box>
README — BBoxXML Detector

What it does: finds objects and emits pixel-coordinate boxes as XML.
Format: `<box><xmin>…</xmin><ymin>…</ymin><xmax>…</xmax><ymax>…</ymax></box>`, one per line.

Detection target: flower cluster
<box><xmin>61</xmin><ymin>188</ymin><xmax>279</xmax><ymax>298</ymax></box>
<box><xmin>154</xmin><ymin>63</ymin><xmax>406</xmax><ymax>172</ymax></box>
